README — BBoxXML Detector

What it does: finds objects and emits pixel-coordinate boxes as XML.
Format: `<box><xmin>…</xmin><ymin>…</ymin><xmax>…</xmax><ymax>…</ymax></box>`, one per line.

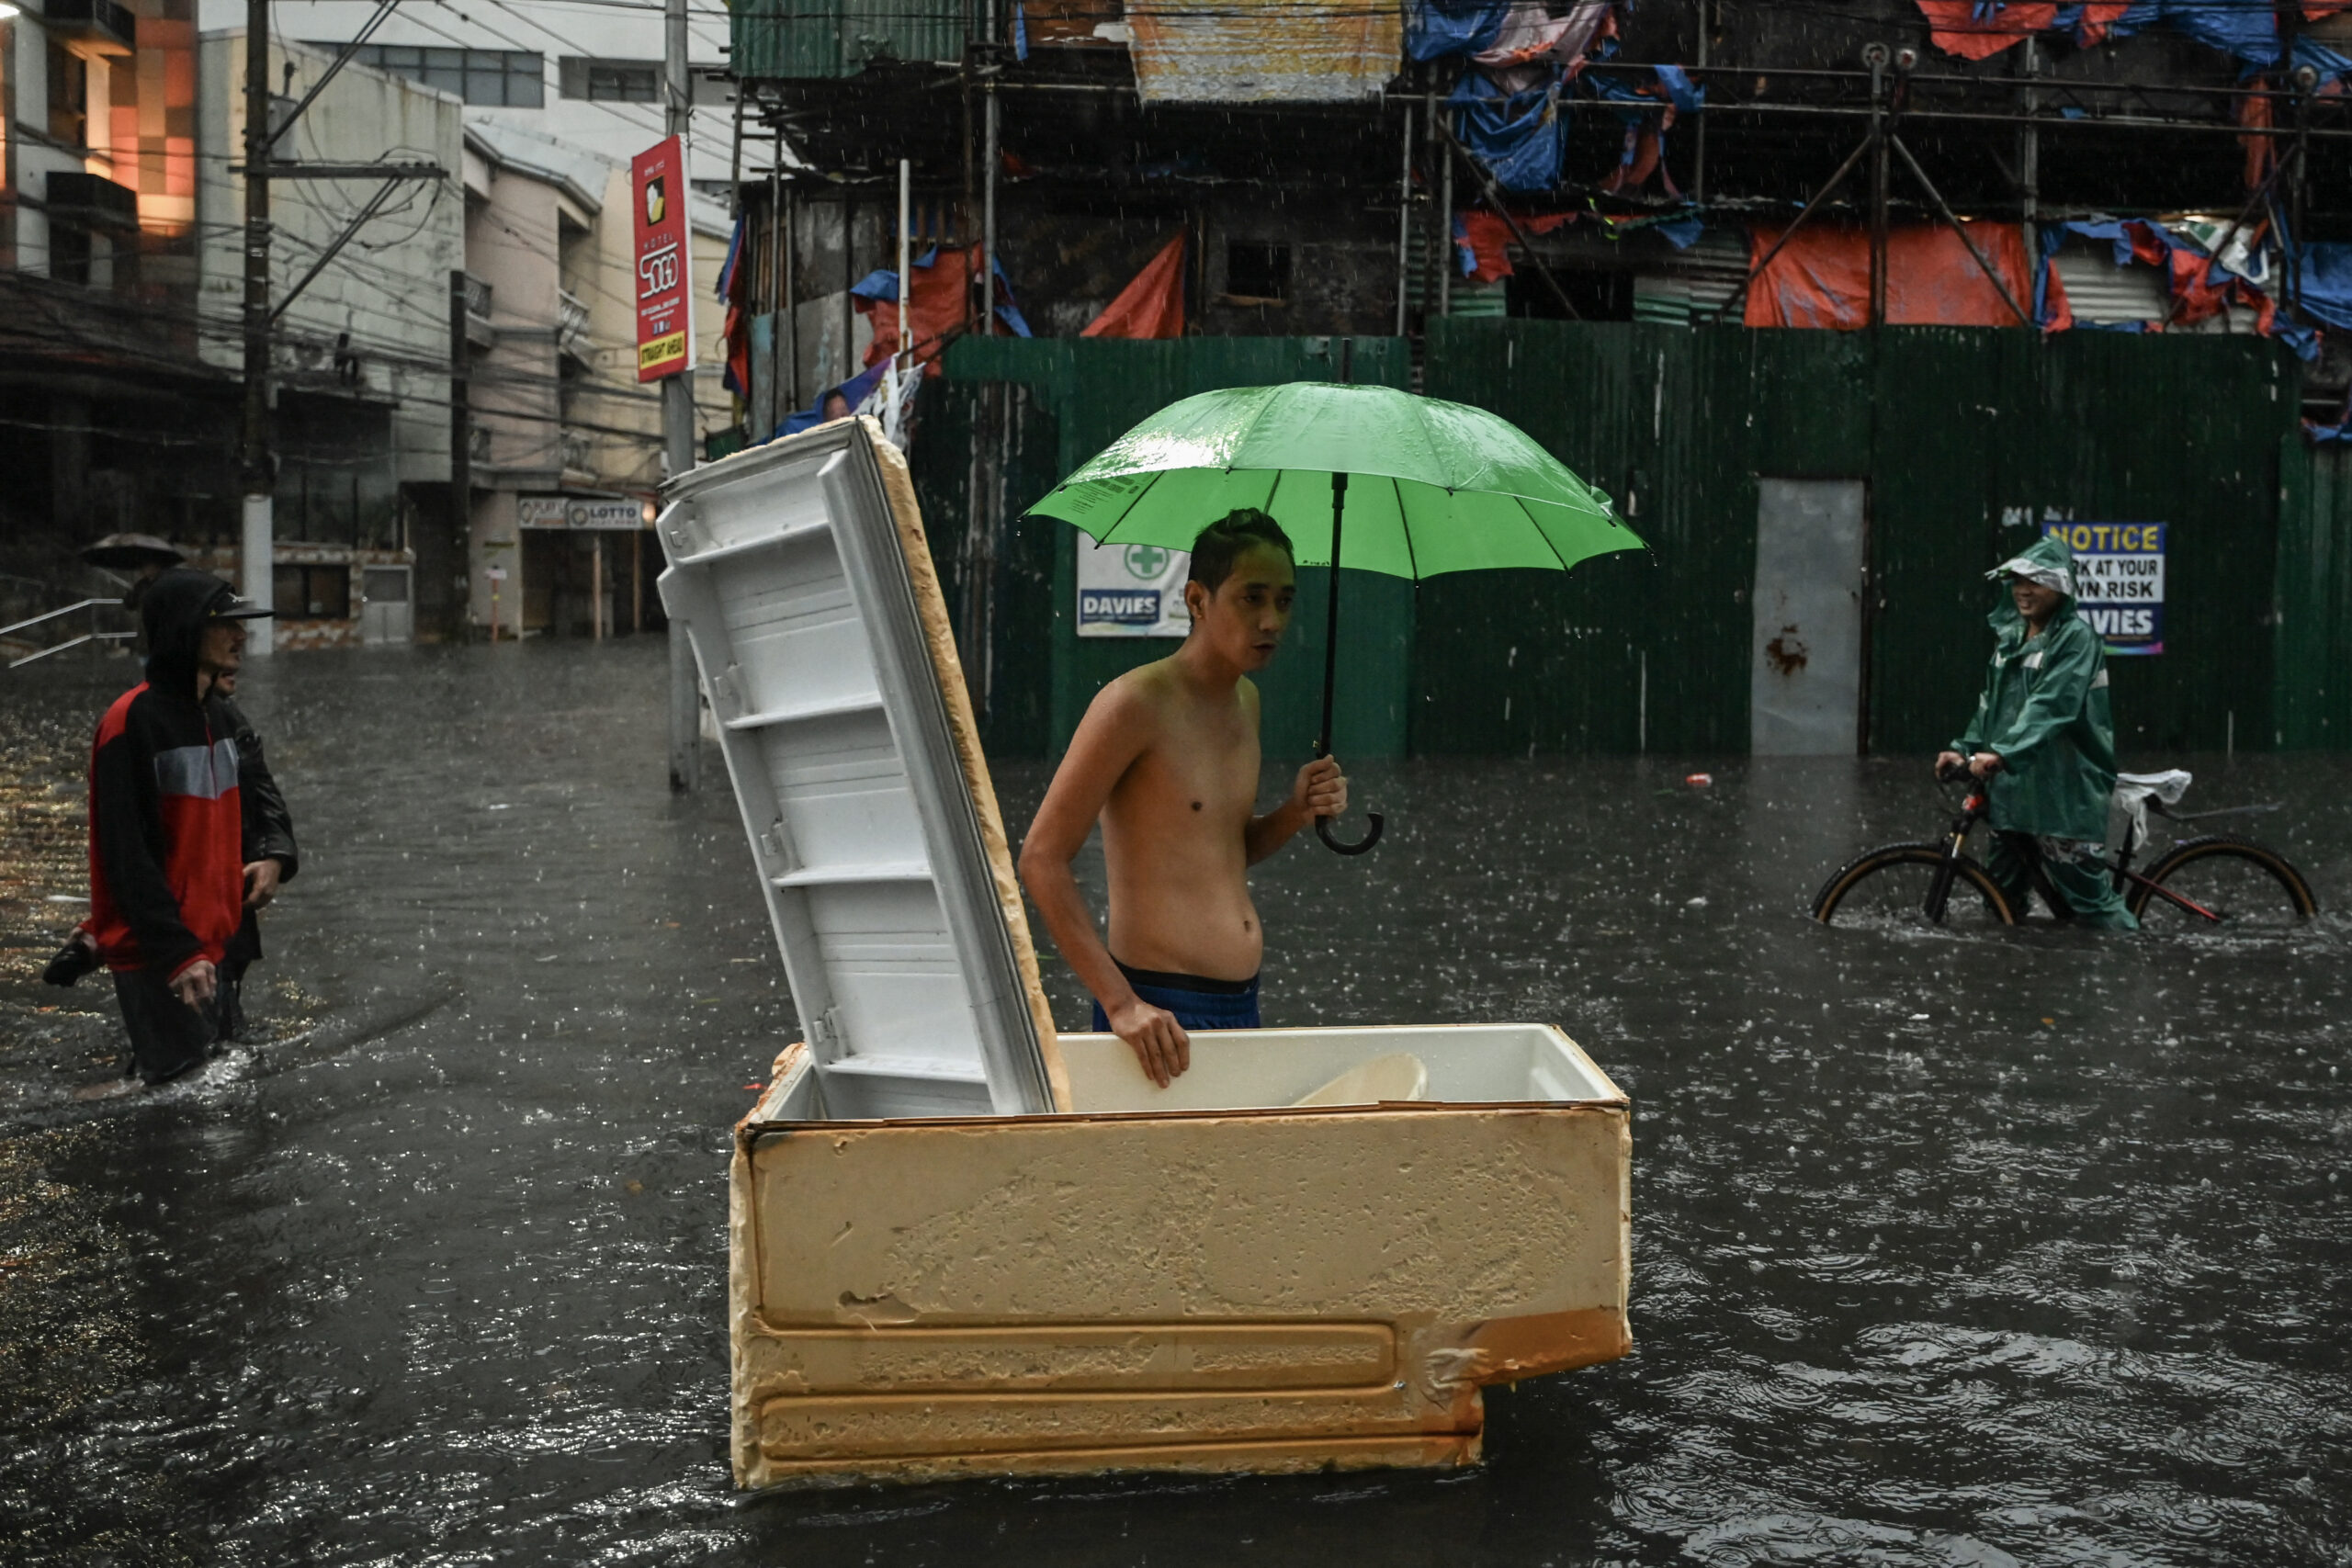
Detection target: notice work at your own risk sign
<box><xmin>2044</xmin><ymin>521</ymin><xmax>2165</xmax><ymax>656</ymax></box>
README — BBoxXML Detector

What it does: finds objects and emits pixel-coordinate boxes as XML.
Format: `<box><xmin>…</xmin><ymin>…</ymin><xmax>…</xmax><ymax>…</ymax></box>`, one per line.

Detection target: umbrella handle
<box><xmin>1317</xmin><ymin>811</ymin><xmax>1385</xmax><ymax>856</ymax></box>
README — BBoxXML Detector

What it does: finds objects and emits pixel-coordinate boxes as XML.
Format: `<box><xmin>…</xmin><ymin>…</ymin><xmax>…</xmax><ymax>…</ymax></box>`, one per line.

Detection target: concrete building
<box><xmin>197</xmin><ymin>0</ymin><xmax>751</xmax><ymax>186</ymax></box>
<box><xmin>0</xmin><ymin>0</ymin><xmax>232</xmax><ymax>602</ymax></box>
<box><xmin>195</xmin><ymin>32</ymin><xmax>463</xmax><ymax>649</ymax></box>
<box><xmin>459</xmin><ymin>119</ymin><xmax>731</xmax><ymax>640</ymax></box>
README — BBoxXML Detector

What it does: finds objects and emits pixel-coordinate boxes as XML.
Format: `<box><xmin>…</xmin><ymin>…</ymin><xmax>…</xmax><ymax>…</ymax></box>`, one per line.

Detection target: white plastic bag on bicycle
<box><xmin>2108</xmin><ymin>769</ymin><xmax>2193</xmax><ymax>857</ymax></box>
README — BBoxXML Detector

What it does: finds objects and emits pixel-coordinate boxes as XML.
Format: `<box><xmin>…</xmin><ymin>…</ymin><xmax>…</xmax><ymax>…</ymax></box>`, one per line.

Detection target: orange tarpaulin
<box><xmin>1743</xmin><ymin>222</ymin><xmax>2039</xmax><ymax>330</ymax></box>
<box><xmin>1917</xmin><ymin>1</ymin><xmax>2055</xmax><ymax>59</ymax></box>
<box><xmin>858</xmin><ymin>245</ymin><xmax>985</xmax><ymax>373</ymax></box>
<box><xmin>1081</xmin><ymin>233</ymin><xmax>1187</xmax><ymax>339</ymax></box>
<box><xmin>1458</xmin><ymin>210</ymin><xmax>1577</xmax><ymax>284</ymax></box>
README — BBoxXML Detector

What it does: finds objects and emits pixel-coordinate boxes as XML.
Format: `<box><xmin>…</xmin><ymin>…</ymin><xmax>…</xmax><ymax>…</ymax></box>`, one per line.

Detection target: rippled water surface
<box><xmin>2</xmin><ymin>642</ymin><xmax>2346</xmax><ymax>1566</ymax></box>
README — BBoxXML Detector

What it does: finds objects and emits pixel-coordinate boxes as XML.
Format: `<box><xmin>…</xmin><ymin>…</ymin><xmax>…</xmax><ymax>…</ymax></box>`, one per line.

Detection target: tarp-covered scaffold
<box><xmin>1743</xmin><ymin>221</ymin><xmax>2039</xmax><ymax>330</ymax></box>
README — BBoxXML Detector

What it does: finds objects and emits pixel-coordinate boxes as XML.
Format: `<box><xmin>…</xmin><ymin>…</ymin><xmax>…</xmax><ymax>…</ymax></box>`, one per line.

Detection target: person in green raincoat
<box><xmin>1935</xmin><ymin>533</ymin><xmax>2138</xmax><ymax>931</ymax></box>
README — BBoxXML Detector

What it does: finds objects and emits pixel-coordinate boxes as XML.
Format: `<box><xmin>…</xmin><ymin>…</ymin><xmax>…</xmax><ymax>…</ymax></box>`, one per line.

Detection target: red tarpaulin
<box><xmin>1081</xmin><ymin>233</ymin><xmax>1187</xmax><ymax>339</ymax></box>
<box><xmin>1744</xmin><ymin>221</ymin><xmax>2039</xmax><ymax>330</ymax></box>
<box><xmin>1917</xmin><ymin>1</ymin><xmax>2056</xmax><ymax>59</ymax></box>
<box><xmin>1457</xmin><ymin>210</ymin><xmax>1577</xmax><ymax>284</ymax></box>
<box><xmin>858</xmin><ymin>245</ymin><xmax>986</xmax><ymax>373</ymax></box>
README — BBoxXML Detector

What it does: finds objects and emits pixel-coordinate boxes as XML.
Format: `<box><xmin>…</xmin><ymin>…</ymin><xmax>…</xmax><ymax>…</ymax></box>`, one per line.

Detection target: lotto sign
<box><xmin>2043</xmin><ymin>521</ymin><xmax>2165</xmax><ymax>655</ymax></box>
<box><xmin>517</xmin><ymin>496</ymin><xmax>653</xmax><ymax>531</ymax></box>
<box><xmin>1077</xmin><ymin>541</ymin><xmax>1192</xmax><ymax>637</ymax></box>
<box><xmin>631</xmin><ymin>136</ymin><xmax>693</xmax><ymax>382</ymax></box>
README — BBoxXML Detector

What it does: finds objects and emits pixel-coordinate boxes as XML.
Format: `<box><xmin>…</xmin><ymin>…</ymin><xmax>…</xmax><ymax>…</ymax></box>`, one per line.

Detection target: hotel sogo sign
<box><xmin>632</xmin><ymin>135</ymin><xmax>693</xmax><ymax>381</ymax></box>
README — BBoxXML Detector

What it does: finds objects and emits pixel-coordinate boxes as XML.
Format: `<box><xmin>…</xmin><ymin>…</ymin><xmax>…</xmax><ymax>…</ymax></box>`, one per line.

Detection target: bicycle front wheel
<box><xmin>2129</xmin><ymin>835</ymin><xmax>2317</xmax><ymax>930</ymax></box>
<box><xmin>1813</xmin><ymin>844</ymin><xmax>2020</xmax><ymax>929</ymax></box>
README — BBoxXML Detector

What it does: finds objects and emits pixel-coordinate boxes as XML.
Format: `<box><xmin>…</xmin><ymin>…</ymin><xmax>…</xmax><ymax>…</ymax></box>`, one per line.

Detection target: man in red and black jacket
<box><xmin>85</xmin><ymin>570</ymin><xmax>274</xmax><ymax>1083</ymax></box>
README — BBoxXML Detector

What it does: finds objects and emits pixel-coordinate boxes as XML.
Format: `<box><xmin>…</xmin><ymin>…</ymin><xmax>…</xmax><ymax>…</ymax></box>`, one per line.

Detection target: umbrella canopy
<box><xmin>1026</xmin><ymin>380</ymin><xmax>1646</xmax><ymax>855</ymax></box>
<box><xmin>1026</xmin><ymin>381</ymin><xmax>1645</xmax><ymax>576</ymax></box>
<box><xmin>80</xmin><ymin>533</ymin><xmax>186</xmax><ymax>572</ymax></box>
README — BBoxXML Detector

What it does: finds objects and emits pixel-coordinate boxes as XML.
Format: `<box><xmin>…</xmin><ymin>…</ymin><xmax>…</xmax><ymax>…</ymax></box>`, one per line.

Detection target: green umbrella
<box><xmin>1029</xmin><ymin>373</ymin><xmax>1647</xmax><ymax>854</ymax></box>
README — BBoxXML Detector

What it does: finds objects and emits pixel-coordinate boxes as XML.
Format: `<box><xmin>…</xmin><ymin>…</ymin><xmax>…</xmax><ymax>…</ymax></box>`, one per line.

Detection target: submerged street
<box><xmin>2</xmin><ymin>639</ymin><xmax>2346</xmax><ymax>1566</ymax></box>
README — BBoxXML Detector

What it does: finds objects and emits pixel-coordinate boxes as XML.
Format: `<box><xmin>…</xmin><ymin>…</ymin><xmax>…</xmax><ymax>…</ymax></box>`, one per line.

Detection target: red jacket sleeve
<box><xmin>93</xmin><ymin>725</ymin><xmax>204</xmax><ymax>978</ymax></box>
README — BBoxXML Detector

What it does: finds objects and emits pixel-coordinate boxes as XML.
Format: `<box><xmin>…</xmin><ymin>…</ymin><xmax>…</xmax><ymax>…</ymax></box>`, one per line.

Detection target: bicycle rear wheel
<box><xmin>1812</xmin><ymin>844</ymin><xmax>2020</xmax><ymax>929</ymax></box>
<box><xmin>2128</xmin><ymin>835</ymin><xmax>2317</xmax><ymax>930</ymax></box>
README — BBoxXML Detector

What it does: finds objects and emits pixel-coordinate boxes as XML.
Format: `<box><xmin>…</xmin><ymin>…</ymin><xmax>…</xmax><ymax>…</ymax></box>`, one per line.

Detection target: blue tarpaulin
<box><xmin>778</xmin><ymin>361</ymin><xmax>888</xmax><ymax>439</ymax></box>
<box><xmin>2295</xmin><ymin>243</ymin><xmax>2352</xmax><ymax>333</ymax></box>
<box><xmin>1449</xmin><ymin>71</ymin><xmax>1565</xmax><ymax>192</ymax></box>
<box><xmin>1653</xmin><ymin>62</ymin><xmax>1704</xmax><ymax>115</ymax></box>
<box><xmin>1657</xmin><ymin>213</ymin><xmax>1705</xmax><ymax>250</ymax></box>
<box><xmin>2052</xmin><ymin>1</ymin><xmax>2277</xmax><ymax>62</ymax></box>
<box><xmin>1408</xmin><ymin>0</ymin><xmax>1510</xmax><ymax>62</ymax></box>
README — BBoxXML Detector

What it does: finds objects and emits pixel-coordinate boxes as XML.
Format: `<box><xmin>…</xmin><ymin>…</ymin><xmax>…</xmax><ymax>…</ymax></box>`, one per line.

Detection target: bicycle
<box><xmin>1811</xmin><ymin>765</ymin><xmax>2318</xmax><ymax>930</ymax></box>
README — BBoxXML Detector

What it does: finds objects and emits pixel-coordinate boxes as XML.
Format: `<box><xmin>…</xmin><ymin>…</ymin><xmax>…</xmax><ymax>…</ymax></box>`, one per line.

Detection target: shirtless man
<box><xmin>1018</xmin><ymin>510</ymin><xmax>1346</xmax><ymax>1087</ymax></box>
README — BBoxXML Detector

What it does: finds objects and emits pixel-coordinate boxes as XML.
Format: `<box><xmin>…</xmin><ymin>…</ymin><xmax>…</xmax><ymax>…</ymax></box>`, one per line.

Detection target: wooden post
<box><xmin>1693</xmin><ymin>0</ymin><xmax>1710</xmax><ymax>205</ymax></box>
<box><xmin>1868</xmin><ymin>48</ymin><xmax>1889</xmax><ymax>329</ymax></box>
<box><xmin>1393</xmin><ymin>103</ymin><xmax>1413</xmax><ymax>335</ymax></box>
<box><xmin>632</xmin><ymin>528</ymin><xmax>644</xmax><ymax>634</ymax></box>
<box><xmin>841</xmin><ymin>190</ymin><xmax>855</xmax><ymax>374</ymax></box>
<box><xmin>593</xmin><ymin>536</ymin><xmax>605</xmax><ymax>641</ymax></box>
<box><xmin>982</xmin><ymin>86</ymin><xmax>999</xmax><ymax>335</ymax></box>
<box><xmin>1437</xmin><ymin>130</ymin><xmax>1453</xmax><ymax>319</ymax></box>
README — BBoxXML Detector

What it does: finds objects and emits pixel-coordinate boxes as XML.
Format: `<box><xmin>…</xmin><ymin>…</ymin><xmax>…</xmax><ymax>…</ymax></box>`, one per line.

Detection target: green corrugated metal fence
<box><xmin>2275</xmin><ymin>437</ymin><xmax>2352</xmax><ymax>749</ymax></box>
<box><xmin>1422</xmin><ymin>321</ymin><xmax>2295</xmax><ymax>757</ymax></box>
<box><xmin>924</xmin><ymin>324</ymin><xmax>2328</xmax><ymax>759</ymax></box>
<box><xmin>942</xmin><ymin>335</ymin><xmax>1418</xmax><ymax>761</ymax></box>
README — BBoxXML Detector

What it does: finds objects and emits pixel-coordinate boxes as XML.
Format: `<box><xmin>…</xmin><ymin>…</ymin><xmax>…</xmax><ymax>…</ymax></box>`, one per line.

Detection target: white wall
<box><xmin>194</xmin><ymin>0</ymin><xmax>753</xmax><ymax>184</ymax></box>
<box><xmin>197</xmin><ymin>34</ymin><xmax>465</xmax><ymax>485</ymax></box>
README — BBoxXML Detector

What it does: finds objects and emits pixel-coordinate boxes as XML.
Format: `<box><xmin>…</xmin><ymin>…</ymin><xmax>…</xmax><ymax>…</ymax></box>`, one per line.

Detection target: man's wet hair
<box><xmin>1188</xmin><ymin>510</ymin><xmax>1295</xmax><ymax>594</ymax></box>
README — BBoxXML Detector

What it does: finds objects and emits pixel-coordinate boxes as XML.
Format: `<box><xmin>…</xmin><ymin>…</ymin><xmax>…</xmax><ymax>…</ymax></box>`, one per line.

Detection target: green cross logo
<box><xmin>1123</xmin><ymin>545</ymin><xmax>1170</xmax><ymax>581</ymax></box>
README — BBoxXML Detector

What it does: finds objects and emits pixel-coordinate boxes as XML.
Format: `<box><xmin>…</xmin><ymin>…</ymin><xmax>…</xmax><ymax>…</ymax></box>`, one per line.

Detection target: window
<box><xmin>343</xmin><ymin>44</ymin><xmax>545</xmax><ymax>107</ymax></box>
<box><xmin>274</xmin><ymin>565</ymin><xmax>353</xmax><ymax>620</ymax></box>
<box><xmin>559</xmin><ymin>57</ymin><xmax>728</xmax><ymax>104</ymax></box>
<box><xmin>275</xmin><ymin>394</ymin><xmax>398</xmax><ymax>548</ymax></box>
<box><xmin>1225</xmin><ymin>242</ymin><xmax>1290</xmax><ymax>304</ymax></box>
<box><xmin>587</xmin><ymin>61</ymin><xmax>660</xmax><ymax>101</ymax></box>
<box><xmin>47</xmin><ymin>41</ymin><xmax>87</xmax><ymax>146</ymax></box>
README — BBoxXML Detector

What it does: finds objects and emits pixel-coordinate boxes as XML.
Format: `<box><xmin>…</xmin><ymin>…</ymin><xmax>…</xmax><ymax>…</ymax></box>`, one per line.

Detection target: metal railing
<box><xmin>0</xmin><ymin>598</ymin><xmax>136</xmax><ymax>668</ymax></box>
<box><xmin>557</xmin><ymin>288</ymin><xmax>591</xmax><ymax>355</ymax></box>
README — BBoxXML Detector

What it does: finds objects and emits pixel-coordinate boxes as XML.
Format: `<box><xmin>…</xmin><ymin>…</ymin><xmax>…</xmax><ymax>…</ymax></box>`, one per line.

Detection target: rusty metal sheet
<box><xmin>1125</xmin><ymin>0</ymin><xmax>1400</xmax><ymax>104</ymax></box>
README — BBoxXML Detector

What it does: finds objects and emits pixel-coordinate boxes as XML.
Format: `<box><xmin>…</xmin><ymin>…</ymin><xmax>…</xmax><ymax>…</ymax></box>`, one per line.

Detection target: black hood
<box><xmin>141</xmin><ymin>569</ymin><xmax>241</xmax><ymax>696</ymax></box>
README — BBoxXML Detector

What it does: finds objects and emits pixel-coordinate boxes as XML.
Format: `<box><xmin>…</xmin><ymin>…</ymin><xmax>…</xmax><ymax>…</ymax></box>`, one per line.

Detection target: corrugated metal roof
<box><xmin>2052</xmin><ymin>240</ymin><xmax>2266</xmax><ymax>335</ymax></box>
<box><xmin>1400</xmin><ymin>234</ymin><xmax>1514</xmax><ymax>316</ymax></box>
<box><xmin>729</xmin><ymin>0</ymin><xmax>966</xmax><ymax>80</ymax></box>
<box><xmin>1125</xmin><ymin>0</ymin><xmax>1398</xmax><ymax>104</ymax></box>
<box><xmin>1631</xmin><ymin>230</ymin><xmax>1747</xmax><ymax>326</ymax></box>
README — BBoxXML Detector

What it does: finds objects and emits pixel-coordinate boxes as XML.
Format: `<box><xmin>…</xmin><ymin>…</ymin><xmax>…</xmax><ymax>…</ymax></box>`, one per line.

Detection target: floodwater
<box><xmin>2</xmin><ymin>639</ymin><xmax>2346</xmax><ymax>1567</ymax></box>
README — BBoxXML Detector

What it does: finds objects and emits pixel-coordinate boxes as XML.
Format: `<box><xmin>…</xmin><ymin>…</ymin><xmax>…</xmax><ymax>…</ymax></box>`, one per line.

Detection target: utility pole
<box><xmin>239</xmin><ymin>0</ymin><xmax>274</xmax><ymax>650</ymax></box>
<box><xmin>663</xmin><ymin>0</ymin><xmax>700</xmax><ymax>792</ymax></box>
<box><xmin>447</xmin><ymin>270</ymin><xmax>472</xmax><ymax>641</ymax></box>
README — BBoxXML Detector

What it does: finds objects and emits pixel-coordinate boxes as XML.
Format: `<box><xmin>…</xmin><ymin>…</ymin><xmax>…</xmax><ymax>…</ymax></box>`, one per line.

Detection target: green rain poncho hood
<box><xmin>1951</xmin><ymin>534</ymin><xmax>2119</xmax><ymax>841</ymax></box>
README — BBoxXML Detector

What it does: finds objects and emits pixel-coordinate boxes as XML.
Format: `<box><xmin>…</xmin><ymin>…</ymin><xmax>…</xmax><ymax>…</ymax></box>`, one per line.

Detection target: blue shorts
<box><xmin>1090</xmin><ymin>961</ymin><xmax>1261</xmax><ymax>1032</ymax></box>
